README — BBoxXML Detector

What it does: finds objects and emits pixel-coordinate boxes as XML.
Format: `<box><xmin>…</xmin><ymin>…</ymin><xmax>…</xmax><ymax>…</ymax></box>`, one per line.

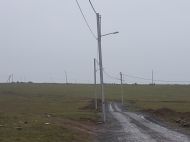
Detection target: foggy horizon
<box><xmin>1</xmin><ymin>1</ymin><xmax>190</xmax><ymax>84</ymax></box>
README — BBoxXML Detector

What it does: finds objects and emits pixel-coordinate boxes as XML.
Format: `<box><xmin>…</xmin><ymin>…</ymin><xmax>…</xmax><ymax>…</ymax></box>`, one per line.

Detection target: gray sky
<box><xmin>1</xmin><ymin>0</ymin><xmax>190</xmax><ymax>84</ymax></box>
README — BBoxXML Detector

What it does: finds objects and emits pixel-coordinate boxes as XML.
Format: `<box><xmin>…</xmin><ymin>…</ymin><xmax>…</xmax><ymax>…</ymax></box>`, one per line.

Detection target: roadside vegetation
<box><xmin>120</xmin><ymin>84</ymin><xmax>190</xmax><ymax>128</ymax></box>
<box><xmin>0</xmin><ymin>83</ymin><xmax>100</xmax><ymax>142</ymax></box>
<box><xmin>0</xmin><ymin>83</ymin><xmax>190</xmax><ymax>141</ymax></box>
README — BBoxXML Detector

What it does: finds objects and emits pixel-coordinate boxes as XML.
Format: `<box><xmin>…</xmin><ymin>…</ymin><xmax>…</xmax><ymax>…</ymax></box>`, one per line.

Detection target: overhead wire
<box><xmin>123</xmin><ymin>74</ymin><xmax>190</xmax><ymax>83</ymax></box>
<box><xmin>123</xmin><ymin>74</ymin><xmax>152</xmax><ymax>81</ymax></box>
<box><xmin>126</xmin><ymin>80</ymin><xmax>150</xmax><ymax>84</ymax></box>
<box><xmin>89</xmin><ymin>0</ymin><xmax>97</xmax><ymax>14</ymax></box>
<box><xmin>76</xmin><ymin>0</ymin><xmax>97</xmax><ymax>39</ymax></box>
<box><xmin>87</xmin><ymin>0</ymin><xmax>100</xmax><ymax>71</ymax></box>
<box><xmin>94</xmin><ymin>58</ymin><xmax>99</xmax><ymax>65</ymax></box>
<box><xmin>153</xmin><ymin>79</ymin><xmax>190</xmax><ymax>83</ymax></box>
<box><xmin>103</xmin><ymin>70</ymin><xmax>120</xmax><ymax>80</ymax></box>
<box><xmin>87</xmin><ymin>0</ymin><xmax>99</xmax><ymax>61</ymax></box>
<box><xmin>104</xmin><ymin>75</ymin><xmax>117</xmax><ymax>81</ymax></box>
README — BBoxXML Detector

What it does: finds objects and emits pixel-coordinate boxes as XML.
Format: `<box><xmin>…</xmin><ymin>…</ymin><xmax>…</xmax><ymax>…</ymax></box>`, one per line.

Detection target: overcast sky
<box><xmin>1</xmin><ymin>0</ymin><xmax>190</xmax><ymax>84</ymax></box>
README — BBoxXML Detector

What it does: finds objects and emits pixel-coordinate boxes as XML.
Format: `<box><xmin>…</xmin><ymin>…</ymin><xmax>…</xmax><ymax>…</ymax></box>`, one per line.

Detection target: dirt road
<box><xmin>96</xmin><ymin>101</ymin><xmax>190</xmax><ymax>142</ymax></box>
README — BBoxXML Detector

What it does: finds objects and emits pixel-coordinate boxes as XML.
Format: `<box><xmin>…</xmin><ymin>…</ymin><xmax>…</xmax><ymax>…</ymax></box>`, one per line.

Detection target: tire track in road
<box><xmin>108</xmin><ymin>101</ymin><xmax>190</xmax><ymax>142</ymax></box>
<box><xmin>110</xmin><ymin>102</ymin><xmax>156</xmax><ymax>142</ymax></box>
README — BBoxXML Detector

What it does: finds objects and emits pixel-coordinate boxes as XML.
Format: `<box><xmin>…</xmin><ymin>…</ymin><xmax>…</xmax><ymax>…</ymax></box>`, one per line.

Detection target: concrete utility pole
<box><xmin>87</xmin><ymin>0</ymin><xmax>118</xmax><ymax>122</ymax></box>
<box><xmin>95</xmin><ymin>13</ymin><xmax>119</xmax><ymax>122</ymax></box>
<box><xmin>152</xmin><ymin>70</ymin><xmax>154</xmax><ymax>85</ymax></box>
<box><xmin>94</xmin><ymin>58</ymin><xmax>97</xmax><ymax>110</ymax></box>
<box><xmin>120</xmin><ymin>72</ymin><xmax>124</xmax><ymax>106</ymax></box>
<box><xmin>65</xmin><ymin>70</ymin><xmax>68</xmax><ymax>83</ymax></box>
<box><xmin>96</xmin><ymin>13</ymin><xmax>106</xmax><ymax>122</ymax></box>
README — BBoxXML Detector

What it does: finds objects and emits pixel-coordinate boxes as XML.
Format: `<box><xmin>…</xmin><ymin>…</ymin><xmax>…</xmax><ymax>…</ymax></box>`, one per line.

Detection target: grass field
<box><xmin>0</xmin><ymin>83</ymin><xmax>100</xmax><ymax>142</ymax></box>
<box><xmin>121</xmin><ymin>84</ymin><xmax>190</xmax><ymax>112</ymax></box>
<box><xmin>0</xmin><ymin>83</ymin><xmax>190</xmax><ymax>141</ymax></box>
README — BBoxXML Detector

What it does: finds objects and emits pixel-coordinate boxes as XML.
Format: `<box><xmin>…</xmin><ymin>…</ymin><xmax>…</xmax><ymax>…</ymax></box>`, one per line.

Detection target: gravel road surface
<box><xmin>96</xmin><ymin>101</ymin><xmax>190</xmax><ymax>142</ymax></box>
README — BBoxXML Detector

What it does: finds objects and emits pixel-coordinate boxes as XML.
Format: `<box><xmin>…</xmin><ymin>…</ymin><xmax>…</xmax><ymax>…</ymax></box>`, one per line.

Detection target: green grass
<box><xmin>0</xmin><ymin>83</ymin><xmax>99</xmax><ymax>142</ymax></box>
<box><xmin>120</xmin><ymin>84</ymin><xmax>190</xmax><ymax>111</ymax></box>
<box><xmin>97</xmin><ymin>84</ymin><xmax>190</xmax><ymax>111</ymax></box>
<box><xmin>1</xmin><ymin>83</ymin><xmax>190</xmax><ymax>141</ymax></box>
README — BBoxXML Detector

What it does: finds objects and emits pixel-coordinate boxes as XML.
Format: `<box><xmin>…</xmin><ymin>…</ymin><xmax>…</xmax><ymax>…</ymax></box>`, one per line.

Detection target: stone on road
<box><xmin>96</xmin><ymin>101</ymin><xmax>190</xmax><ymax>142</ymax></box>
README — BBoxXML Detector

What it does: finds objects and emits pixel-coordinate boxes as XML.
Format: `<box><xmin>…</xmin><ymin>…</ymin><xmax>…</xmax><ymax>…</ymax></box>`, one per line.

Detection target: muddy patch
<box><xmin>96</xmin><ymin>102</ymin><xmax>190</xmax><ymax>142</ymax></box>
<box><xmin>81</xmin><ymin>99</ymin><xmax>102</xmax><ymax>110</ymax></box>
<box><xmin>142</xmin><ymin>108</ymin><xmax>190</xmax><ymax>127</ymax></box>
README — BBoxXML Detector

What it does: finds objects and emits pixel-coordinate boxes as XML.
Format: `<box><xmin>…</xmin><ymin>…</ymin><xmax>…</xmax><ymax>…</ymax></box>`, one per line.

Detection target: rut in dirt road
<box><xmin>96</xmin><ymin>101</ymin><xmax>190</xmax><ymax>142</ymax></box>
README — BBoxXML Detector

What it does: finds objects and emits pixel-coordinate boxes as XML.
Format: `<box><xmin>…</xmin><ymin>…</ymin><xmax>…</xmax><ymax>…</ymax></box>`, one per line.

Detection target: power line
<box><xmin>76</xmin><ymin>0</ymin><xmax>97</xmax><ymax>39</ymax></box>
<box><xmin>94</xmin><ymin>58</ymin><xmax>99</xmax><ymax>65</ymax></box>
<box><xmin>126</xmin><ymin>80</ymin><xmax>150</xmax><ymax>84</ymax></box>
<box><xmin>154</xmin><ymin>79</ymin><xmax>190</xmax><ymax>83</ymax></box>
<box><xmin>89</xmin><ymin>0</ymin><xmax>97</xmax><ymax>14</ymax></box>
<box><xmin>123</xmin><ymin>74</ymin><xmax>190</xmax><ymax>83</ymax></box>
<box><xmin>103</xmin><ymin>70</ymin><xmax>120</xmax><ymax>80</ymax></box>
<box><xmin>104</xmin><ymin>75</ymin><xmax>116</xmax><ymax>81</ymax></box>
<box><xmin>123</xmin><ymin>74</ymin><xmax>151</xmax><ymax>81</ymax></box>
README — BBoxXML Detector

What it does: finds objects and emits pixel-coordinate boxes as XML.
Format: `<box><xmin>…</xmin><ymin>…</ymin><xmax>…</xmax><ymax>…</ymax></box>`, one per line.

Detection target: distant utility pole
<box><xmin>94</xmin><ymin>58</ymin><xmax>97</xmax><ymax>110</ymax></box>
<box><xmin>120</xmin><ymin>72</ymin><xmax>124</xmax><ymax>106</ymax></box>
<box><xmin>65</xmin><ymin>70</ymin><xmax>68</xmax><ymax>83</ymax></box>
<box><xmin>51</xmin><ymin>77</ymin><xmax>52</xmax><ymax>83</ymax></box>
<box><xmin>6</xmin><ymin>75</ymin><xmax>11</xmax><ymax>83</ymax></box>
<box><xmin>152</xmin><ymin>70</ymin><xmax>154</xmax><ymax>85</ymax></box>
<box><xmin>12</xmin><ymin>74</ymin><xmax>13</xmax><ymax>82</ymax></box>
